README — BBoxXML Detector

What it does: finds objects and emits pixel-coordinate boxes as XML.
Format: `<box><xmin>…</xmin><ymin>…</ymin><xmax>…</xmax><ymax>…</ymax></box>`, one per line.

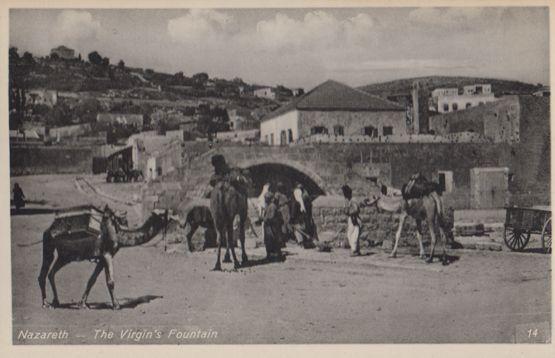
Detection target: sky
<box><xmin>9</xmin><ymin>7</ymin><xmax>550</xmax><ymax>90</ymax></box>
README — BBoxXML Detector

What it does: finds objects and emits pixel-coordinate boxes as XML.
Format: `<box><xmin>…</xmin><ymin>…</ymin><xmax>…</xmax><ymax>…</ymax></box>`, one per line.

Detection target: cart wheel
<box><xmin>504</xmin><ymin>227</ymin><xmax>531</xmax><ymax>251</ymax></box>
<box><xmin>541</xmin><ymin>217</ymin><xmax>551</xmax><ymax>254</ymax></box>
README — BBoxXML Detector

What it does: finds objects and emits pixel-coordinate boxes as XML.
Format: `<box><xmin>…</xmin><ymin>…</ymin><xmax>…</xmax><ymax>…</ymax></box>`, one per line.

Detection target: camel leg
<box><xmin>184</xmin><ymin>222</ymin><xmax>197</xmax><ymax>252</ymax></box>
<box><xmin>103</xmin><ymin>254</ymin><xmax>120</xmax><ymax>310</ymax></box>
<box><xmin>223</xmin><ymin>246</ymin><xmax>232</xmax><ymax>263</ymax></box>
<box><xmin>79</xmin><ymin>261</ymin><xmax>105</xmax><ymax>309</ymax></box>
<box><xmin>226</xmin><ymin>224</ymin><xmax>240</xmax><ymax>270</ymax></box>
<box><xmin>390</xmin><ymin>213</ymin><xmax>407</xmax><ymax>258</ymax></box>
<box><xmin>415</xmin><ymin>220</ymin><xmax>426</xmax><ymax>259</ymax></box>
<box><xmin>213</xmin><ymin>228</ymin><xmax>223</xmax><ymax>271</ymax></box>
<box><xmin>47</xmin><ymin>256</ymin><xmax>70</xmax><ymax>308</ymax></box>
<box><xmin>239</xmin><ymin>217</ymin><xmax>248</xmax><ymax>264</ymax></box>
<box><xmin>438</xmin><ymin>225</ymin><xmax>449</xmax><ymax>266</ymax></box>
<box><xmin>426</xmin><ymin>217</ymin><xmax>438</xmax><ymax>264</ymax></box>
<box><xmin>38</xmin><ymin>243</ymin><xmax>54</xmax><ymax>308</ymax></box>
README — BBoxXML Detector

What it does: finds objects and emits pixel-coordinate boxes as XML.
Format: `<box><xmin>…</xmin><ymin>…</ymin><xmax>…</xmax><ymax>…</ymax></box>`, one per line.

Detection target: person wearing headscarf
<box><xmin>263</xmin><ymin>191</ymin><xmax>283</xmax><ymax>261</ymax></box>
<box><xmin>274</xmin><ymin>182</ymin><xmax>291</xmax><ymax>244</ymax></box>
<box><xmin>12</xmin><ymin>183</ymin><xmax>25</xmax><ymax>212</ymax></box>
<box><xmin>342</xmin><ymin>184</ymin><xmax>361</xmax><ymax>256</ymax></box>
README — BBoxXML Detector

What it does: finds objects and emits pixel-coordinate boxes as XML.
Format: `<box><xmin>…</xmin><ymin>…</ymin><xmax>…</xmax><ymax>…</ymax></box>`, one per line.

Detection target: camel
<box><xmin>38</xmin><ymin>205</ymin><xmax>168</xmax><ymax>310</ymax></box>
<box><xmin>367</xmin><ymin>179</ymin><xmax>449</xmax><ymax>264</ymax></box>
<box><xmin>210</xmin><ymin>167</ymin><xmax>252</xmax><ymax>271</ymax></box>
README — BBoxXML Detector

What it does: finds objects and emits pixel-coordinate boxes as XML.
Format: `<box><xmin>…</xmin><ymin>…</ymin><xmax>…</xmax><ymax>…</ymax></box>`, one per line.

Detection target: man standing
<box><xmin>263</xmin><ymin>192</ymin><xmax>283</xmax><ymax>261</ymax></box>
<box><xmin>342</xmin><ymin>184</ymin><xmax>361</xmax><ymax>256</ymax></box>
<box><xmin>274</xmin><ymin>182</ymin><xmax>291</xmax><ymax>244</ymax></box>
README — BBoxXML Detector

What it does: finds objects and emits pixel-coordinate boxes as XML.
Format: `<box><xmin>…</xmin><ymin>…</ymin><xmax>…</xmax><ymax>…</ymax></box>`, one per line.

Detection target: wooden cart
<box><xmin>504</xmin><ymin>206</ymin><xmax>551</xmax><ymax>253</ymax></box>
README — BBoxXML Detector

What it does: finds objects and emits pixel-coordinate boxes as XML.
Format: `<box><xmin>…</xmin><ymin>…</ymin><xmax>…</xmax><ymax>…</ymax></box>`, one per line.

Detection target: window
<box><xmin>265</xmin><ymin>135</ymin><xmax>268</xmax><ymax>143</ymax></box>
<box><xmin>280</xmin><ymin>130</ymin><xmax>287</xmax><ymax>146</ymax></box>
<box><xmin>443</xmin><ymin>103</ymin><xmax>449</xmax><ymax>112</ymax></box>
<box><xmin>466</xmin><ymin>103</ymin><xmax>472</xmax><ymax>109</ymax></box>
<box><xmin>363</xmin><ymin>126</ymin><xmax>377</xmax><ymax>137</ymax></box>
<box><xmin>437</xmin><ymin>171</ymin><xmax>453</xmax><ymax>193</ymax></box>
<box><xmin>310</xmin><ymin>126</ymin><xmax>328</xmax><ymax>135</ymax></box>
<box><xmin>288</xmin><ymin>129</ymin><xmax>293</xmax><ymax>143</ymax></box>
<box><xmin>270</xmin><ymin>133</ymin><xmax>274</xmax><ymax>145</ymax></box>
<box><xmin>452</xmin><ymin>103</ymin><xmax>458</xmax><ymax>111</ymax></box>
<box><xmin>383</xmin><ymin>126</ymin><xmax>393</xmax><ymax>136</ymax></box>
<box><xmin>333</xmin><ymin>125</ymin><xmax>344</xmax><ymax>136</ymax></box>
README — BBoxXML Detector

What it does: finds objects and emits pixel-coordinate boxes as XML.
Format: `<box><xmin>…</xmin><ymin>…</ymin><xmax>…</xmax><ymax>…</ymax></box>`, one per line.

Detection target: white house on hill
<box><xmin>260</xmin><ymin>80</ymin><xmax>406</xmax><ymax>146</ymax></box>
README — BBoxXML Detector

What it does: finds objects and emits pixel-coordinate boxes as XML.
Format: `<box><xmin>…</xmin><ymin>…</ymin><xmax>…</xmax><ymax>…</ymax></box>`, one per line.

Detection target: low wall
<box><xmin>10</xmin><ymin>145</ymin><xmax>94</xmax><ymax>176</ymax></box>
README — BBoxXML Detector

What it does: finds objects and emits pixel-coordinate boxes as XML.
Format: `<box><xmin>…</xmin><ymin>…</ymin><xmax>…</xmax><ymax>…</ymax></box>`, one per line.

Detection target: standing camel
<box><xmin>367</xmin><ymin>179</ymin><xmax>449</xmax><ymax>264</ymax></box>
<box><xmin>38</xmin><ymin>205</ymin><xmax>168</xmax><ymax>309</ymax></box>
<box><xmin>210</xmin><ymin>167</ymin><xmax>251</xmax><ymax>271</ymax></box>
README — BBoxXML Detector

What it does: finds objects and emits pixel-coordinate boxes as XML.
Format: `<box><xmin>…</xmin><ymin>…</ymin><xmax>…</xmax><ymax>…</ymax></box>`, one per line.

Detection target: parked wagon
<box><xmin>504</xmin><ymin>206</ymin><xmax>551</xmax><ymax>253</ymax></box>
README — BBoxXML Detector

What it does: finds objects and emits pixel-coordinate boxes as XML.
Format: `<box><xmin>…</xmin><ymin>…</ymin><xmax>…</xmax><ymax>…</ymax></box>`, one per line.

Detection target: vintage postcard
<box><xmin>1</xmin><ymin>0</ymin><xmax>553</xmax><ymax>356</ymax></box>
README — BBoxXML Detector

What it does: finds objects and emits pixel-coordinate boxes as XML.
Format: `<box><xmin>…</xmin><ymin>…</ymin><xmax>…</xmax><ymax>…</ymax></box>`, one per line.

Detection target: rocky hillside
<box><xmin>359</xmin><ymin>76</ymin><xmax>541</xmax><ymax>98</ymax></box>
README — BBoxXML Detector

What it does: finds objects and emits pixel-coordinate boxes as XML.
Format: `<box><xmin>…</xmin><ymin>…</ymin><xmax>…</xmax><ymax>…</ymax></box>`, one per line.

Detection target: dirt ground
<box><xmin>10</xmin><ymin>175</ymin><xmax>552</xmax><ymax>344</ymax></box>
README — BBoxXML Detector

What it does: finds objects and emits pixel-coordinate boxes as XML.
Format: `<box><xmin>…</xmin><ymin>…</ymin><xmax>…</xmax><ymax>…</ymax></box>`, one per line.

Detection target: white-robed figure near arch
<box><xmin>256</xmin><ymin>183</ymin><xmax>271</xmax><ymax>221</ymax></box>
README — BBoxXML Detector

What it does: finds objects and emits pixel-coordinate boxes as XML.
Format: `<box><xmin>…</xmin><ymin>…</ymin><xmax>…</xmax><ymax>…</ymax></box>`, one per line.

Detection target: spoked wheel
<box><xmin>504</xmin><ymin>227</ymin><xmax>531</xmax><ymax>251</ymax></box>
<box><xmin>541</xmin><ymin>217</ymin><xmax>551</xmax><ymax>254</ymax></box>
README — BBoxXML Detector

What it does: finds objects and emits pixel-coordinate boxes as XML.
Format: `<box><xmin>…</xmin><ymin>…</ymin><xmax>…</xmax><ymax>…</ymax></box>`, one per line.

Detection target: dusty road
<box><xmin>10</xmin><ymin>175</ymin><xmax>552</xmax><ymax>344</ymax></box>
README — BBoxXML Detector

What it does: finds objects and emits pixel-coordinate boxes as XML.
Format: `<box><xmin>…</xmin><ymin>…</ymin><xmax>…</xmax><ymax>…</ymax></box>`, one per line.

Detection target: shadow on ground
<box><xmin>11</xmin><ymin>207</ymin><xmax>57</xmax><ymax>216</ymax></box>
<box><xmin>55</xmin><ymin>295</ymin><xmax>163</xmax><ymax>310</ymax></box>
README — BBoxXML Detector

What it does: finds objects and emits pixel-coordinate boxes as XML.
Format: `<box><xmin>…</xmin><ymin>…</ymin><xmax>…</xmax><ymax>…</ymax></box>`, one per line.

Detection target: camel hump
<box><xmin>402</xmin><ymin>173</ymin><xmax>441</xmax><ymax>200</ymax></box>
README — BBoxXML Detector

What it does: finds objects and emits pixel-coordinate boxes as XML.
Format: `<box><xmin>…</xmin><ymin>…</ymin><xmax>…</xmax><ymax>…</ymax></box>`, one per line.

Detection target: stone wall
<box><xmin>10</xmin><ymin>145</ymin><xmax>94</xmax><ymax>176</ymax></box>
<box><xmin>429</xmin><ymin>96</ymin><xmax>520</xmax><ymax>143</ymax></box>
<box><xmin>298</xmin><ymin>110</ymin><xmax>407</xmax><ymax>139</ymax></box>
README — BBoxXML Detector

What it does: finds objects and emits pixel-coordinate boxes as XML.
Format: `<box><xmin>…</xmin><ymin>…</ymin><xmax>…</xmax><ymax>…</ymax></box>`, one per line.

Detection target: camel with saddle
<box><xmin>366</xmin><ymin>173</ymin><xmax>449</xmax><ymax>265</ymax></box>
<box><xmin>38</xmin><ymin>205</ymin><xmax>169</xmax><ymax>309</ymax></box>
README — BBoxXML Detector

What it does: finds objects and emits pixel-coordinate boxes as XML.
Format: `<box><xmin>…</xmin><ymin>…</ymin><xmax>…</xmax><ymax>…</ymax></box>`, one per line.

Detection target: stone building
<box><xmin>226</xmin><ymin>108</ymin><xmax>259</xmax><ymax>131</ymax></box>
<box><xmin>260</xmin><ymin>80</ymin><xmax>406</xmax><ymax>146</ymax></box>
<box><xmin>26</xmin><ymin>89</ymin><xmax>58</xmax><ymax>107</ymax></box>
<box><xmin>429</xmin><ymin>96</ymin><xmax>521</xmax><ymax>143</ymax></box>
<box><xmin>50</xmin><ymin>45</ymin><xmax>75</xmax><ymax>60</ymax></box>
<box><xmin>96</xmin><ymin>113</ymin><xmax>144</xmax><ymax>130</ymax></box>
<box><xmin>253</xmin><ymin>87</ymin><xmax>276</xmax><ymax>100</ymax></box>
<box><xmin>437</xmin><ymin>84</ymin><xmax>496</xmax><ymax>113</ymax></box>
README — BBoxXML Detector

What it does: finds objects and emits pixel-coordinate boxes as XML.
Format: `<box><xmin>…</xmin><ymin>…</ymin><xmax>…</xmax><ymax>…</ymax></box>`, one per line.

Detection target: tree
<box><xmin>22</xmin><ymin>51</ymin><xmax>35</xmax><ymax>65</ymax></box>
<box><xmin>117</xmin><ymin>60</ymin><xmax>125</xmax><ymax>70</ymax></box>
<box><xmin>9</xmin><ymin>47</ymin><xmax>19</xmax><ymax>64</ymax></box>
<box><xmin>78</xmin><ymin>53</ymin><xmax>82</xmax><ymax>61</ymax></box>
<box><xmin>173</xmin><ymin>71</ymin><xmax>184</xmax><ymax>83</ymax></box>
<box><xmin>192</xmin><ymin>72</ymin><xmax>209</xmax><ymax>87</ymax></box>
<box><xmin>102</xmin><ymin>57</ymin><xmax>110</xmax><ymax>67</ymax></box>
<box><xmin>88</xmin><ymin>51</ymin><xmax>102</xmax><ymax>65</ymax></box>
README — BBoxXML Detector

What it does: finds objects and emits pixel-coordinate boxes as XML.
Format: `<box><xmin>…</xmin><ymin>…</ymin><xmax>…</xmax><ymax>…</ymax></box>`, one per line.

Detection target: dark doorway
<box><xmin>245</xmin><ymin>163</ymin><xmax>325</xmax><ymax>198</ymax></box>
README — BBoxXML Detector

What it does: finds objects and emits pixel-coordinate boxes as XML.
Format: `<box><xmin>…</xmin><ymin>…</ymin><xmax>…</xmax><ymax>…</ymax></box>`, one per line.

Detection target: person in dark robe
<box><xmin>274</xmin><ymin>182</ymin><xmax>292</xmax><ymax>244</ymax></box>
<box><xmin>263</xmin><ymin>192</ymin><xmax>283</xmax><ymax>261</ymax></box>
<box><xmin>12</xmin><ymin>183</ymin><xmax>25</xmax><ymax>212</ymax></box>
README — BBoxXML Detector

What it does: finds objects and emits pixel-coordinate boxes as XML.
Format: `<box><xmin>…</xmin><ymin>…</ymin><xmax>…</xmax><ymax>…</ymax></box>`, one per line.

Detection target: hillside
<box><xmin>358</xmin><ymin>76</ymin><xmax>541</xmax><ymax>98</ymax></box>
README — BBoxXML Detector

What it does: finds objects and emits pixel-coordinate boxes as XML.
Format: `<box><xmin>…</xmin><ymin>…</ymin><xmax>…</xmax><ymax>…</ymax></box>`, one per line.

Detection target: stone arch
<box><xmin>237</xmin><ymin>158</ymin><xmax>327</xmax><ymax>197</ymax></box>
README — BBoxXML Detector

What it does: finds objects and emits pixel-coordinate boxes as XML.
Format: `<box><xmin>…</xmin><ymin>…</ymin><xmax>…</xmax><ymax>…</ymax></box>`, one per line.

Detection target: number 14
<box><xmin>528</xmin><ymin>328</ymin><xmax>538</xmax><ymax>338</ymax></box>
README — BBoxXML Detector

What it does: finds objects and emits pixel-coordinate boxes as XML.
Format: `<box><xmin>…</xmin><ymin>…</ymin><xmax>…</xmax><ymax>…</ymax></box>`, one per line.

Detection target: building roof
<box><xmin>262</xmin><ymin>80</ymin><xmax>404</xmax><ymax>121</ymax></box>
<box><xmin>97</xmin><ymin>113</ymin><xmax>144</xmax><ymax>125</ymax></box>
<box><xmin>52</xmin><ymin>45</ymin><xmax>73</xmax><ymax>51</ymax></box>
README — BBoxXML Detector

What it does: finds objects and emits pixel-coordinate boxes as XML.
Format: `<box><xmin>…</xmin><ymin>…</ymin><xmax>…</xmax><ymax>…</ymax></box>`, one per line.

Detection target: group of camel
<box><xmin>37</xmin><ymin>162</ymin><xmax>449</xmax><ymax>310</ymax></box>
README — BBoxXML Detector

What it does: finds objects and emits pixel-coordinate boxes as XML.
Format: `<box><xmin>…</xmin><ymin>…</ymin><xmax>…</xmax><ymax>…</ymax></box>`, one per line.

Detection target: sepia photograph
<box><xmin>4</xmin><ymin>1</ymin><xmax>552</xmax><ymax>349</ymax></box>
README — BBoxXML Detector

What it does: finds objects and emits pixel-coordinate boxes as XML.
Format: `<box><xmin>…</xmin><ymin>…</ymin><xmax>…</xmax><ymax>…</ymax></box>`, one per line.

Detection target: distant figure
<box><xmin>292</xmin><ymin>183</ymin><xmax>318</xmax><ymax>247</ymax></box>
<box><xmin>274</xmin><ymin>182</ymin><xmax>291</xmax><ymax>244</ymax></box>
<box><xmin>12</xmin><ymin>183</ymin><xmax>25</xmax><ymax>212</ymax></box>
<box><xmin>263</xmin><ymin>192</ymin><xmax>283</xmax><ymax>261</ymax></box>
<box><xmin>255</xmin><ymin>183</ymin><xmax>271</xmax><ymax>224</ymax></box>
<box><xmin>342</xmin><ymin>184</ymin><xmax>361</xmax><ymax>256</ymax></box>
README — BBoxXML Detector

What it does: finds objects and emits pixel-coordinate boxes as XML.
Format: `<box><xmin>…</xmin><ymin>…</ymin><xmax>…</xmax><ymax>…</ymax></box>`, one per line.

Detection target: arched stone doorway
<box><xmin>239</xmin><ymin>160</ymin><xmax>326</xmax><ymax>198</ymax></box>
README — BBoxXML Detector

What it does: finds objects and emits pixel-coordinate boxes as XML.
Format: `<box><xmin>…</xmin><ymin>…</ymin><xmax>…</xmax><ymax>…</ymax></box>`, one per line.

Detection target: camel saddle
<box><xmin>49</xmin><ymin>205</ymin><xmax>126</xmax><ymax>239</ymax></box>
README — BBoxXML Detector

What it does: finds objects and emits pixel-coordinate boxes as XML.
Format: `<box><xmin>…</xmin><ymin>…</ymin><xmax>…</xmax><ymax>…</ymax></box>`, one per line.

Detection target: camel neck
<box><xmin>114</xmin><ymin>215</ymin><xmax>164</xmax><ymax>247</ymax></box>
